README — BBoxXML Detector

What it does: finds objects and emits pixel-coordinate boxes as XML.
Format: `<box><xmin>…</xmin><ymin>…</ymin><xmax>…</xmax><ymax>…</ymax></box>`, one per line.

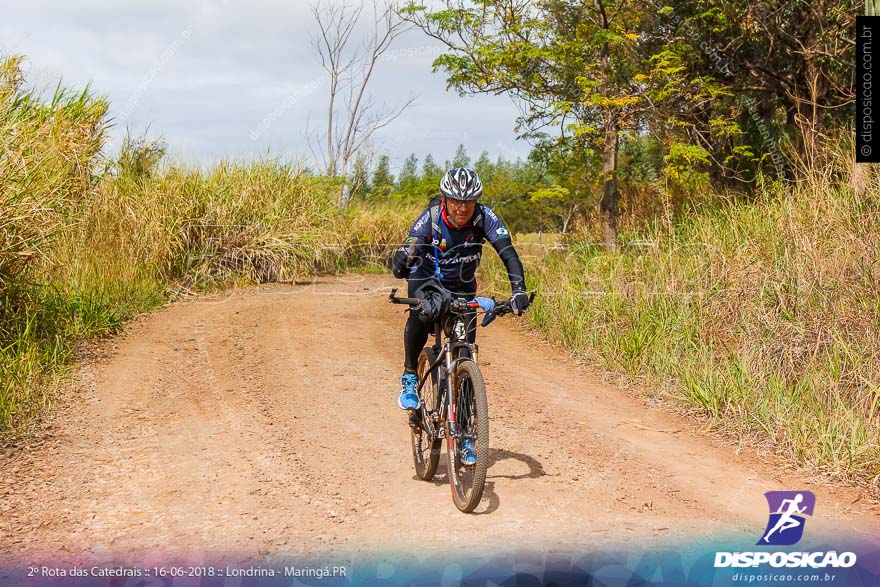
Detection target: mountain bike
<box><xmin>389</xmin><ymin>288</ymin><xmax>535</xmax><ymax>513</ymax></box>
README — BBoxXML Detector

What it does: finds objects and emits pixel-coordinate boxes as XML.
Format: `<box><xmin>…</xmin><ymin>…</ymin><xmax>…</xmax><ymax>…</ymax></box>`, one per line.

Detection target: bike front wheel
<box><xmin>446</xmin><ymin>358</ymin><xmax>489</xmax><ymax>513</ymax></box>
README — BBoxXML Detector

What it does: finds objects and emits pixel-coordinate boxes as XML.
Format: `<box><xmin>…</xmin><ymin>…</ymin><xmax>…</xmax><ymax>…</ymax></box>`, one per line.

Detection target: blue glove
<box><xmin>473</xmin><ymin>297</ymin><xmax>496</xmax><ymax>327</ymax></box>
<box><xmin>473</xmin><ymin>297</ymin><xmax>495</xmax><ymax>312</ymax></box>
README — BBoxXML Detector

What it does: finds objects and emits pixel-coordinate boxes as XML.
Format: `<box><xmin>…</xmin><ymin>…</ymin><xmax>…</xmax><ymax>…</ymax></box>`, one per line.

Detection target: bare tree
<box><xmin>309</xmin><ymin>0</ymin><xmax>416</xmax><ymax>207</ymax></box>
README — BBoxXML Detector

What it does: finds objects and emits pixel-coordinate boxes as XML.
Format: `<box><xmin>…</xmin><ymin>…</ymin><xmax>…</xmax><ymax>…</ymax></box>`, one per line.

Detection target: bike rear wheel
<box><xmin>446</xmin><ymin>359</ymin><xmax>489</xmax><ymax>512</ymax></box>
<box><xmin>411</xmin><ymin>347</ymin><xmax>442</xmax><ymax>480</ymax></box>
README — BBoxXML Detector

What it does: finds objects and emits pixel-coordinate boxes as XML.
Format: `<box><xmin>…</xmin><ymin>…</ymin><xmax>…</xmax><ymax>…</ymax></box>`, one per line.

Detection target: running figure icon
<box><xmin>758</xmin><ymin>490</ymin><xmax>816</xmax><ymax>546</ymax></box>
<box><xmin>762</xmin><ymin>493</ymin><xmax>806</xmax><ymax>543</ymax></box>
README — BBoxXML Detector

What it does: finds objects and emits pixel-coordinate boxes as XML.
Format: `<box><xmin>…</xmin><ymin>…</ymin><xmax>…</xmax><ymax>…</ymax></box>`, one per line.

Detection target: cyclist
<box><xmin>391</xmin><ymin>167</ymin><xmax>530</xmax><ymax>461</ymax></box>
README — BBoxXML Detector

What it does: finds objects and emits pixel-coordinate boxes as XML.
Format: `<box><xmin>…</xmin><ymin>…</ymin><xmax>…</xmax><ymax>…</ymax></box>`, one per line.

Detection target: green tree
<box><xmin>643</xmin><ymin>1</ymin><xmax>855</xmax><ymax>184</ymax></box>
<box><xmin>371</xmin><ymin>154</ymin><xmax>394</xmax><ymax>198</ymax></box>
<box><xmin>711</xmin><ymin>0</ymin><xmax>855</xmax><ymax>159</ymax></box>
<box><xmin>403</xmin><ymin>0</ymin><xmax>658</xmax><ymax>251</ymax></box>
<box><xmin>528</xmin><ymin>137</ymin><xmax>600</xmax><ymax>232</ymax></box>
<box><xmin>618</xmin><ymin>134</ymin><xmax>663</xmax><ymax>217</ymax></box>
<box><xmin>477</xmin><ymin>154</ymin><xmax>551</xmax><ymax>233</ymax></box>
<box><xmin>474</xmin><ymin>150</ymin><xmax>494</xmax><ymax>183</ymax></box>
<box><xmin>397</xmin><ymin>152</ymin><xmax>419</xmax><ymax>194</ymax></box>
<box><xmin>529</xmin><ymin>185</ymin><xmax>579</xmax><ymax>234</ymax></box>
<box><xmin>451</xmin><ymin>144</ymin><xmax>470</xmax><ymax>167</ymax></box>
<box><xmin>421</xmin><ymin>153</ymin><xmax>442</xmax><ymax>178</ymax></box>
<box><xmin>420</xmin><ymin>153</ymin><xmax>443</xmax><ymax>195</ymax></box>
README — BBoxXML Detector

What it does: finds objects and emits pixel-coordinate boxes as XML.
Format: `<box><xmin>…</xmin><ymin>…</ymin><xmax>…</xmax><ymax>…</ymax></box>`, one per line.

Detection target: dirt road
<box><xmin>1</xmin><ymin>275</ymin><xmax>877</xmax><ymax>563</ymax></box>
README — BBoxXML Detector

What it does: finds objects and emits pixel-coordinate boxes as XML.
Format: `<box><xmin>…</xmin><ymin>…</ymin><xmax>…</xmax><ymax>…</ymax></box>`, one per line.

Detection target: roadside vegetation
<box><xmin>480</xmin><ymin>137</ymin><xmax>880</xmax><ymax>489</ymax></box>
<box><xmin>0</xmin><ymin>55</ymin><xmax>412</xmax><ymax>436</ymax></box>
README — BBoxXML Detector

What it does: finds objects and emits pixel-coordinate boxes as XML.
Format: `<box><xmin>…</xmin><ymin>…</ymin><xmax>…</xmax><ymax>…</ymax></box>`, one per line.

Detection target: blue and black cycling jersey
<box><xmin>392</xmin><ymin>201</ymin><xmax>526</xmax><ymax>295</ymax></box>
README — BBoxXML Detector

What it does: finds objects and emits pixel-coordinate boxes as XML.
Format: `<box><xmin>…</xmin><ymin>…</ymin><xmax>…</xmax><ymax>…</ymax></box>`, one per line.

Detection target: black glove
<box><xmin>510</xmin><ymin>291</ymin><xmax>530</xmax><ymax>316</ymax></box>
<box><xmin>415</xmin><ymin>280</ymin><xmax>452</xmax><ymax>324</ymax></box>
<box><xmin>392</xmin><ymin>249</ymin><xmax>409</xmax><ymax>279</ymax></box>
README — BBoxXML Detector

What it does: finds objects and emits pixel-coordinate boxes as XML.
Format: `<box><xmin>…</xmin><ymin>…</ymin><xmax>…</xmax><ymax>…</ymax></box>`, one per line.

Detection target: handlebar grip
<box><xmin>388</xmin><ymin>287</ymin><xmax>423</xmax><ymax>306</ymax></box>
<box><xmin>391</xmin><ymin>297</ymin><xmax>422</xmax><ymax>305</ymax></box>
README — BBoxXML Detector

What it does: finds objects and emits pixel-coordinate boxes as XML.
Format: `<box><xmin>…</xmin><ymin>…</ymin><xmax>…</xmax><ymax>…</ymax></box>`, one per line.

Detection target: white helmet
<box><xmin>439</xmin><ymin>167</ymin><xmax>483</xmax><ymax>201</ymax></box>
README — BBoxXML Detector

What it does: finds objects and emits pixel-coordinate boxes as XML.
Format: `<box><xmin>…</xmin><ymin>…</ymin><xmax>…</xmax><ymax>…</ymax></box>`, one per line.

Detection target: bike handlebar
<box><xmin>388</xmin><ymin>288</ymin><xmax>536</xmax><ymax>318</ymax></box>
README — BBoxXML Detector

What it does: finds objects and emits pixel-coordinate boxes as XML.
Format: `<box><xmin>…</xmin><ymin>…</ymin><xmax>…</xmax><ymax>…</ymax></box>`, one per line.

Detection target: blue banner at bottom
<box><xmin>2</xmin><ymin>537</ymin><xmax>879</xmax><ymax>587</ymax></box>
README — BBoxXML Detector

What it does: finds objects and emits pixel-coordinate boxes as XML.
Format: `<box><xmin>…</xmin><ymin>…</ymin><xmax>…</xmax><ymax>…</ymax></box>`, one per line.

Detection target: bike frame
<box><xmin>417</xmin><ymin>310</ymin><xmax>478</xmax><ymax>444</ymax></box>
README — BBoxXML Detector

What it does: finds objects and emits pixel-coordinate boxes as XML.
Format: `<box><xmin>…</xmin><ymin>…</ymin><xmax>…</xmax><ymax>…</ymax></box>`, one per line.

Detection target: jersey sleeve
<box><xmin>392</xmin><ymin>208</ymin><xmax>432</xmax><ymax>278</ymax></box>
<box><xmin>481</xmin><ymin>206</ymin><xmax>526</xmax><ymax>293</ymax></box>
<box><xmin>480</xmin><ymin>205</ymin><xmax>511</xmax><ymax>245</ymax></box>
<box><xmin>407</xmin><ymin>208</ymin><xmax>433</xmax><ymax>241</ymax></box>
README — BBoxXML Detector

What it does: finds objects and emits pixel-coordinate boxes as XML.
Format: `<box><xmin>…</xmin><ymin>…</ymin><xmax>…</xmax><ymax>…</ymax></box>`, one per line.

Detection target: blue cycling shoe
<box><xmin>398</xmin><ymin>373</ymin><xmax>420</xmax><ymax>410</ymax></box>
<box><xmin>460</xmin><ymin>438</ymin><xmax>477</xmax><ymax>466</ymax></box>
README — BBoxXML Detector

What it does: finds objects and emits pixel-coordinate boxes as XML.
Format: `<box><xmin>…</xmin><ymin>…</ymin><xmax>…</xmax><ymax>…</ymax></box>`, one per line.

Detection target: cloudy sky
<box><xmin>1</xmin><ymin>0</ymin><xmax>530</xmax><ymax>171</ymax></box>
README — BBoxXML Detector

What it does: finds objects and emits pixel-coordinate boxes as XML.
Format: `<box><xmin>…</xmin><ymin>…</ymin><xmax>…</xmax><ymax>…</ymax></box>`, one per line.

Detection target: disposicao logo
<box><xmin>759</xmin><ymin>490</ymin><xmax>815</xmax><ymax>546</ymax></box>
<box><xmin>714</xmin><ymin>491</ymin><xmax>858</xmax><ymax>569</ymax></box>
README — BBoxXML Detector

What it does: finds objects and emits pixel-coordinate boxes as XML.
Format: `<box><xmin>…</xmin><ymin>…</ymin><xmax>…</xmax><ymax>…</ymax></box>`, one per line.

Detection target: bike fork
<box><xmin>445</xmin><ymin>343</ymin><xmax>457</xmax><ymax>438</ymax></box>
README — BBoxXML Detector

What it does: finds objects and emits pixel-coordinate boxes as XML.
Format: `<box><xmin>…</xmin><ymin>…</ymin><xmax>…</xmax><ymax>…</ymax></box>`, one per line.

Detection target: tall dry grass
<box><xmin>0</xmin><ymin>55</ymin><xmax>108</xmax><ymax>291</ymax></box>
<box><xmin>481</xmin><ymin>132</ymin><xmax>880</xmax><ymax>490</ymax></box>
<box><xmin>0</xmin><ymin>55</ymin><xmax>408</xmax><ymax>436</ymax></box>
<box><xmin>1</xmin><ymin>54</ymin><xmax>110</xmax><ymax>432</ymax></box>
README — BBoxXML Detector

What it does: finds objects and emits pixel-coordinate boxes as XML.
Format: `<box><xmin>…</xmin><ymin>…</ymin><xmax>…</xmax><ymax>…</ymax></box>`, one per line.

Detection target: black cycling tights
<box><xmin>403</xmin><ymin>279</ymin><xmax>476</xmax><ymax>372</ymax></box>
